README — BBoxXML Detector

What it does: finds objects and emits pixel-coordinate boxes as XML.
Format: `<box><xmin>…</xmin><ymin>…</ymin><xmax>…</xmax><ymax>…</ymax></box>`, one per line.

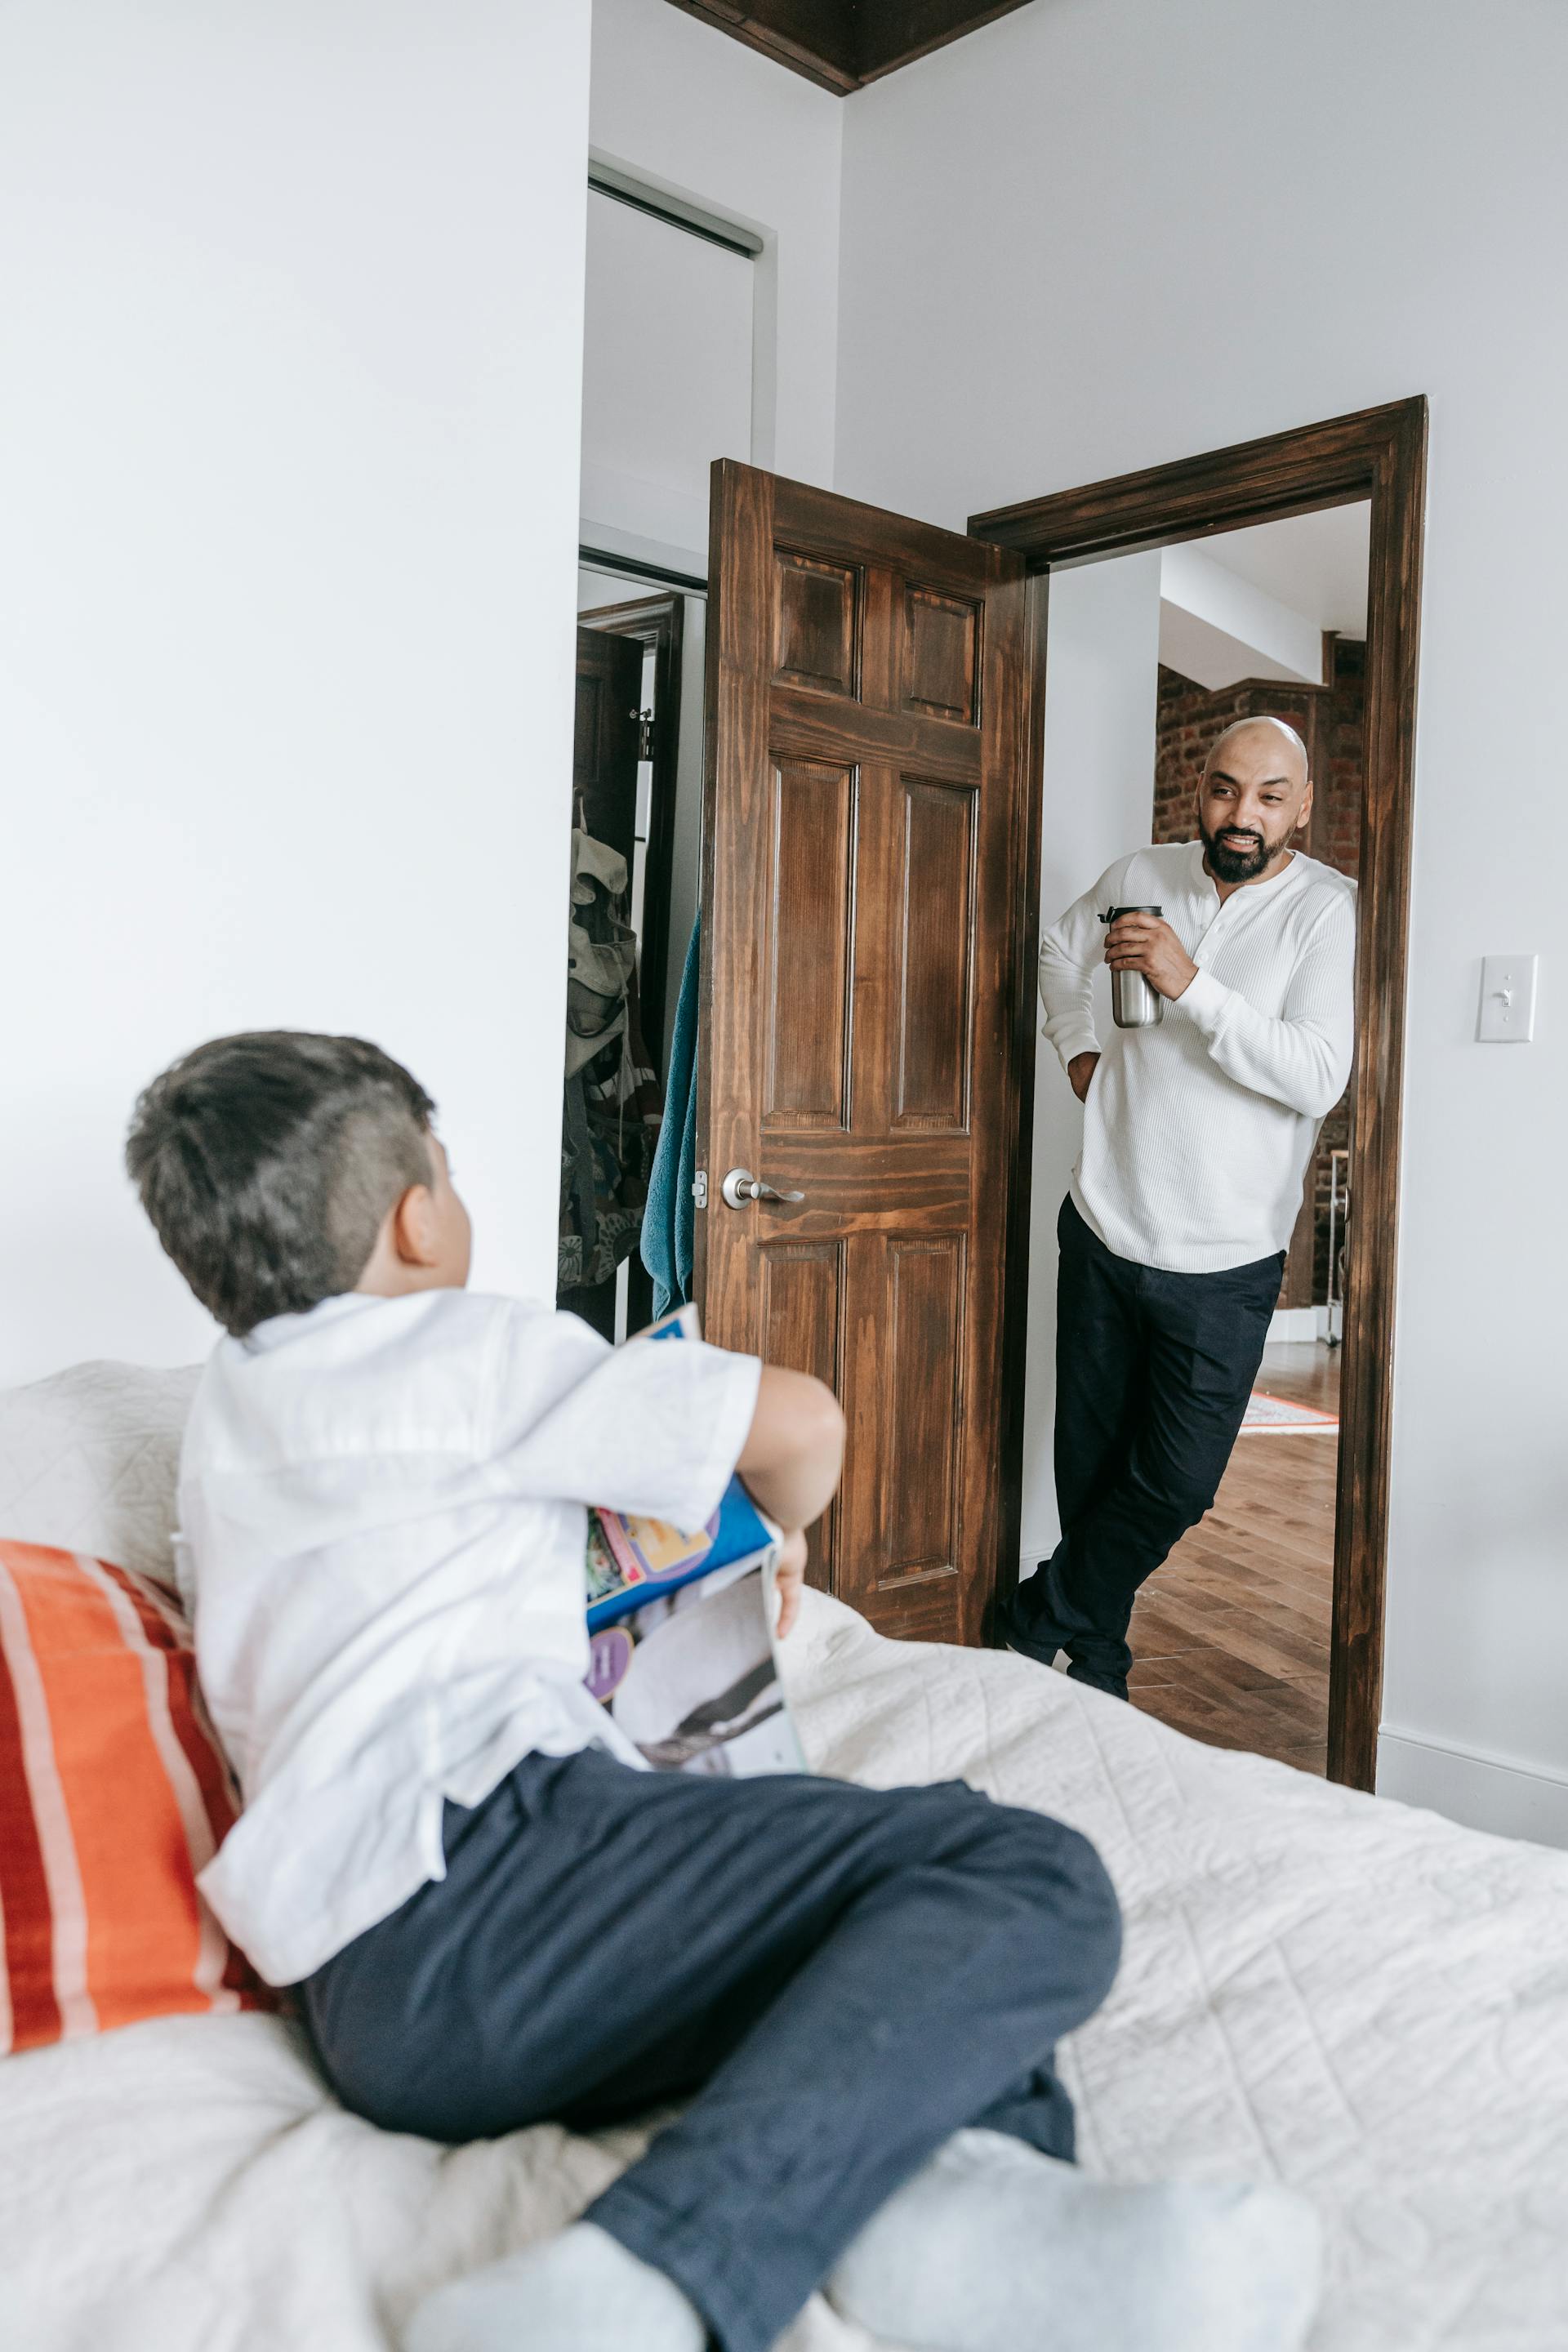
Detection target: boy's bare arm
<box><xmin>736</xmin><ymin>1369</ymin><xmax>844</xmax><ymax>1638</ymax></box>
<box><xmin>737</xmin><ymin>1367</ymin><xmax>844</xmax><ymax>1544</ymax></box>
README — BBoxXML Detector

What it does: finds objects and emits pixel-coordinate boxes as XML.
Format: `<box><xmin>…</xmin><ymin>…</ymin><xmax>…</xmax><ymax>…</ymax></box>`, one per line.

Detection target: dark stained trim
<box><xmin>991</xmin><ymin>568</ymin><xmax>1052</xmax><ymax>1633</ymax></box>
<box><xmin>660</xmin><ymin>1</ymin><xmax>1036</xmax><ymax>94</ymax></box>
<box><xmin>589</xmin><ymin>165</ymin><xmax>764</xmax><ymax>260</ymax></box>
<box><xmin>580</xmin><ymin>544</ymin><xmax>708</xmax><ymax>596</ymax></box>
<box><xmin>661</xmin><ymin>1</ymin><xmax>858</xmax><ymax>92</ymax></box>
<box><xmin>857</xmin><ymin>0</ymin><xmax>1040</xmax><ymax>84</ymax></box>
<box><xmin>970</xmin><ymin>397</ymin><xmax>1428</xmax><ymax>1793</ymax></box>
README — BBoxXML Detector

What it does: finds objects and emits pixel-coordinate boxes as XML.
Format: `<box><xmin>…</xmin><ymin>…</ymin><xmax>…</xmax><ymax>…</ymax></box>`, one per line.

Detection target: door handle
<box><xmin>721</xmin><ymin>1167</ymin><xmax>806</xmax><ymax>1210</ymax></box>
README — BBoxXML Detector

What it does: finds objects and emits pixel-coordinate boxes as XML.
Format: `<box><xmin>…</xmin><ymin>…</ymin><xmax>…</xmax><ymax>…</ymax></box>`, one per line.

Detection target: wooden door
<box><xmin>697</xmin><ymin>461</ymin><xmax>1031</xmax><ymax>1645</ymax></box>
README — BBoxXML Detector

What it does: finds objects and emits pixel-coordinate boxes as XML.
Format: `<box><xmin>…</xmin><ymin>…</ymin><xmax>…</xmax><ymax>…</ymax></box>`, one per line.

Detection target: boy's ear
<box><xmin>390</xmin><ymin>1183</ymin><xmax>440</xmax><ymax>1268</ymax></box>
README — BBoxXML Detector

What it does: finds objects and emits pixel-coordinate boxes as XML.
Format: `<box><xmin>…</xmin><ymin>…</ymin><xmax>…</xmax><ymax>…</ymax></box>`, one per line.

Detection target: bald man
<box><xmin>1003</xmin><ymin>717</ymin><xmax>1356</xmax><ymax>1701</ymax></box>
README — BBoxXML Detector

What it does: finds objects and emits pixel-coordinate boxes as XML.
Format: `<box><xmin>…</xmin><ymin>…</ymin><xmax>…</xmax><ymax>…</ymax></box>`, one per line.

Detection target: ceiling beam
<box><xmin>659</xmin><ymin>0</ymin><xmax>1035</xmax><ymax>94</ymax></box>
<box><xmin>659</xmin><ymin>3</ymin><xmax>860</xmax><ymax>95</ymax></box>
<box><xmin>856</xmin><ymin>0</ymin><xmax>1036</xmax><ymax>84</ymax></box>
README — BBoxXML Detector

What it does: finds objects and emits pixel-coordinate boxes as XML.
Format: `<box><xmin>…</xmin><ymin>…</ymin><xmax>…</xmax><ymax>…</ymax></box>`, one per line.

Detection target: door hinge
<box><xmin>635</xmin><ymin>708</ymin><xmax>657</xmax><ymax>762</ymax></box>
<box><xmin>691</xmin><ymin>1169</ymin><xmax>708</xmax><ymax>1210</ymax></box>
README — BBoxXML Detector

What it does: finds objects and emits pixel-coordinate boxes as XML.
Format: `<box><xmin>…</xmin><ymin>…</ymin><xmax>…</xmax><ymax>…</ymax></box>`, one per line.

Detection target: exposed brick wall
<box><xmin>1314</xmin><ymin>636</ymin><xmax>1365</xmax><ymax>880</ymax></box>
<box><xmin>1152</xmin><ymin>640</ymin><xmax>1365</xmax><ymax>1304</ymax></box>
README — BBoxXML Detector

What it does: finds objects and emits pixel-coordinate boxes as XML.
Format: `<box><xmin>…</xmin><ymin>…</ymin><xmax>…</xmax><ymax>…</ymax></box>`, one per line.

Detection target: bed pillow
<box><xmin>0</xmin><ymin>1539</ymin><xmax>269</xmax><ymax>2056</ymax></box>
<box><xmin>0</xmin><ymin>1361</ymin><xmax>198</xmax><ymax>1589</ymax></box>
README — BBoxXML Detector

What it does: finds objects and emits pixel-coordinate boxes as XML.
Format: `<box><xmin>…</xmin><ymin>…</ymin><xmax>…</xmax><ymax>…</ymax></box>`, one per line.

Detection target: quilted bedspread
<box><xmin>2</xmin><ymin>1365</ymin><xmax>1567</xmax><ymax>2350</ymax></box>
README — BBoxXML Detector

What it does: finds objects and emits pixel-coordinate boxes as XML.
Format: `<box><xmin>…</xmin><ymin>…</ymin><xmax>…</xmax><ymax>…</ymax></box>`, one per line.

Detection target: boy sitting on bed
<box><xmin>127</xmin><ymin>1029</ymin><xmax>1321</xmax><ymax>2352</ymax></box>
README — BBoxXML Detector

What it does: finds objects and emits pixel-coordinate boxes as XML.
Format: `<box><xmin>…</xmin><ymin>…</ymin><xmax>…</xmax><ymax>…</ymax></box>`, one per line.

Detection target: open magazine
<box><xmin>582</xmin><ymin>1303</ymin><xmax>807</xmax><ymax>1778</ymax></box>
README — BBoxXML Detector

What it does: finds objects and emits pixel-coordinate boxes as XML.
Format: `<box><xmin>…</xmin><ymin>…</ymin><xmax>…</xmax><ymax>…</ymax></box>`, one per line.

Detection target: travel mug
<box><xmin>1101</xmin><ymin>904</ymin><xmax>1165</xmax><ymax>1028</ymax></box>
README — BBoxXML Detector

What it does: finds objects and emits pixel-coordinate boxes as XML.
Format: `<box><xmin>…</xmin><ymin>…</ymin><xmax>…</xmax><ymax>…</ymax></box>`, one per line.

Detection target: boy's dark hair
<box><xmin>126</xmin><ymin>1031</ymin><xmax>437</xmax><ymax>1338</ymax></box>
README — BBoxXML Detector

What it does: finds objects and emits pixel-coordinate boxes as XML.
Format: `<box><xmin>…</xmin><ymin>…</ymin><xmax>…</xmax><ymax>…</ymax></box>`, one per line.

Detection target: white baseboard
<box><xmin>1267</xmin><ymin>1305</ymin><xmax>1341</xmax><ymax>1344</ymax></box>
<box><xmin>1006</xmin><ymin>1606</ymin><xmax>1568</xmax><ymax>1851</ymax></box>
<box><xmin>1376</xmin><ymin>1729</ymin><xmax>1568</xmax><ymax>1851</ymax></box>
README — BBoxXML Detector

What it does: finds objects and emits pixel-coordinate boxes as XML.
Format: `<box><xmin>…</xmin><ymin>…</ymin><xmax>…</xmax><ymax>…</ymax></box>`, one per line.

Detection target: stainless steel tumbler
<box><xmin>1101</xmin><ymin>903</ymin><xmax>1165</xmax><ymax>1028</ymax></box>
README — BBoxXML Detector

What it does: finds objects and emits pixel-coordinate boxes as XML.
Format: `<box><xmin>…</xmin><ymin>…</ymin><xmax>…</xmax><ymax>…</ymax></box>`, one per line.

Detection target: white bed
<box><xmin>2</xmin><ymin>1365</ymin><xmax>1567</xmax><ymax>2352</ymax></box>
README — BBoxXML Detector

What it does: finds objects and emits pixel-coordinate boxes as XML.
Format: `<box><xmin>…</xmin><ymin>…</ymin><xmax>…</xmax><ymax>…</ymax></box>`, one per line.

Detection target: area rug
<box><xmin>1241</xmin><ymin>1389</ymin><xmax>1339</xmax><ymax>1433</ymax></box>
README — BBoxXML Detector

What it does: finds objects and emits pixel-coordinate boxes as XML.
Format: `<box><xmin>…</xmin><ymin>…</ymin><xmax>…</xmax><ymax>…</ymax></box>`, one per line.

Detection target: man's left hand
<box><xmin>1104</xmin><ymin>913</ymin><xmax>1199</xmax><ymax>1001</ymax></box>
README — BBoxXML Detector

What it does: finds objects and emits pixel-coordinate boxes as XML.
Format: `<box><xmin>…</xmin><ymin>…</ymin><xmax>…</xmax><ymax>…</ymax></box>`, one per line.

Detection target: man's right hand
<box><xmin>1068</xmin><ymin>1051</ymin><xmax>1101</xmax><ymax>1104</ymax></box>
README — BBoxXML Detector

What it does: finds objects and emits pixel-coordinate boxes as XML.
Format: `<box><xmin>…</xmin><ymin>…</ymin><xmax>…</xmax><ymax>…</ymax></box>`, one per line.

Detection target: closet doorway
<box><xmin>559</xmin><ymin>566</ymin><xmax>703</xmax><ymax>1343</ymax></box>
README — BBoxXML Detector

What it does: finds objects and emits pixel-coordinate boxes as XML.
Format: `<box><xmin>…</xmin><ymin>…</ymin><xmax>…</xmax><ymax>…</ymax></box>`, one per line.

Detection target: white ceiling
<box><xmin>1160</xmin><ymin>543</ymin><xmax>1325</xmax><ymax>690</ymax></box>
<box><xmin>1199</xmin><ymin>502</ymin><xmax>1371</xmax><ymax>639</ymax></box>
<box><xmin>1158</xmin><ymin>499</ymin><xmax>1371</xmax><ymax>690</ymax></box>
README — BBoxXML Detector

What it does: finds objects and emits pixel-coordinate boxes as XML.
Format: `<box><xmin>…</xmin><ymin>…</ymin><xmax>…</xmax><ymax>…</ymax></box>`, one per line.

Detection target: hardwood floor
<box><xmin>1127</xmin><ymin>1342</ymin><xmax>1339</xmax><ymax>1774</ymax></box>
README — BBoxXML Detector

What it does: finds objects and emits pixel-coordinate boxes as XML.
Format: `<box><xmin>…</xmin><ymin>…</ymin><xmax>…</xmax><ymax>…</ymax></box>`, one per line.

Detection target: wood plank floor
<box><xmin>1127</xmin><ymin>1342</ymin><xmax>1339</xmax><ymax>1774</ymax></box>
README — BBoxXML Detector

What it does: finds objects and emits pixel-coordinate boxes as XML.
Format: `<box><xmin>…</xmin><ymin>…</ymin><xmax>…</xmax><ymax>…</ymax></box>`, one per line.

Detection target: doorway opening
<box><xmin>559</xmin><ymin>561</ymin><xmax>704</xmax><ymax>1343</ymax></box>
<box><xmin>971</xmin><ymin>397</ymin><xmax>1428</xmax><ymax>1789</ymax></box>
<box><xmin>1024</xmin><ymin>506</ymin><xmax>1370</xmax><ymax>1772</ymax></box>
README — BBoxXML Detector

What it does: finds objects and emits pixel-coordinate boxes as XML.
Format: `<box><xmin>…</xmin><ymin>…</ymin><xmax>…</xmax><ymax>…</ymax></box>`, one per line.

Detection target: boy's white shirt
<box><xmin>178</xmin><ymin>1288</ymin><xmax>761</xmax><ymax>1987</ymax></box>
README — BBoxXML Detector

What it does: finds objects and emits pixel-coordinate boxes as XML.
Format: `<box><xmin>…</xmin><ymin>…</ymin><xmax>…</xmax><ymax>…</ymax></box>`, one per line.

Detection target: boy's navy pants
<box><xmin>301</xmin><ymin>1745</ymin><xmax>1120</xmax><ymax>2352</ymax></box>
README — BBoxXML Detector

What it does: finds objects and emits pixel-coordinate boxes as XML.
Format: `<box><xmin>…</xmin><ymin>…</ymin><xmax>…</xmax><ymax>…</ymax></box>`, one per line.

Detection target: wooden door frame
<box><xmin>969</xmin><ymin>394</ymin><xmax>1428</xmax><ymax>1791</ymax></box>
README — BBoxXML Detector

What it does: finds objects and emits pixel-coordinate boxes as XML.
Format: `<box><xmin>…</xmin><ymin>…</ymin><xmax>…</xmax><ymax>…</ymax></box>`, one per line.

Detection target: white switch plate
<box><xmin>1477</xmin><ymin>953</ymin><xmax>1538</xmax><ymax>1042</ymax></box>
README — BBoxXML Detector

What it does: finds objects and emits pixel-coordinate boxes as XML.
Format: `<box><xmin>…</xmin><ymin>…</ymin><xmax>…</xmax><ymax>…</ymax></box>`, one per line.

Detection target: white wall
<box><xmin>585</xmin><ymin>0</ymin><xmax>843</xmax><ymax>1097</ymax></box>
<box><xmin>1022</xmin><ymin>554</ymin><xmax>1162</xmax><ymax>1564</ymax></box>
<box><xmin>835</xmin><ymin>0</ymin><xmax>1568</xmax><ymax>1839</ymax></box>
<box><xmin>581</xmin><ymin>190</ymin><xmax>755</xmax><ymax>568</ymax></box>
<box><xmin>589</xmin><ymin>0</ymin><xmax>843</xmax><ymax>523</ymax></box>
<box><xmin>0</xmin><ymin>0</ymin><xmax>592</xmax><ymax>1383</ymax></box>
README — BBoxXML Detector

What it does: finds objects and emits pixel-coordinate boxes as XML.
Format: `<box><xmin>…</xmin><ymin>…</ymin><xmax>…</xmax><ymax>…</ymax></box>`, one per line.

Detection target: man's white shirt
<box><xmin>177</xmin><ymin>1289</ymin><xmax>761</xmax><ymax>1986</ymax></box>
<box><xmin>1038</xmin><ymin>840</ymin><xmax>1356</xmax><ymax>1272</ymax></box>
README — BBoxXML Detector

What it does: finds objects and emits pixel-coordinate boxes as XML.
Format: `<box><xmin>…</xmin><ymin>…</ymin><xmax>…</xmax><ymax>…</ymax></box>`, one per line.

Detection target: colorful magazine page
<box><xmin>586</xmin><ymin>1560</ymin><xmax>805</xmax><ymax>1780</ymax></box>
<box><xmin>581</xmin><ymin>1301</ymin><xmax>804</xmax><ymax>1779</ymax></box>
<box><xmin>587</xmin><ymin>1480</ymin><xmax>775</xmax><ymax>1629</ymax></box>
<box><xmin>584</xmin><ymin>1302</ymin><xmax>773</xmax><ymax>1631</ymax></box>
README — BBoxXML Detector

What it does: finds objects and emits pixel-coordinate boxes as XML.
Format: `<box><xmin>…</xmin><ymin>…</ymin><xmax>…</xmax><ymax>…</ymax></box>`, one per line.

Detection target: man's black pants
<box><xmin>301</xmin><ymin>1747</ymin><xmax>1120</xmax><ymax>2352</ymax></box>
<box><xmin>1013</xmin><ymin>1195</ymin><xmax>1285</xmax><ymax>1698</ymax></box>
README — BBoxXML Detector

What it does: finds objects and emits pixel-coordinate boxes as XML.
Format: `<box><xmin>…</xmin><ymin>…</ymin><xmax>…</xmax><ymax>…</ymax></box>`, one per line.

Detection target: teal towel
<box><xmin>641</xmin><ymin>915</ymin><xmax>699</xmax><ymax>1318</ymax></box>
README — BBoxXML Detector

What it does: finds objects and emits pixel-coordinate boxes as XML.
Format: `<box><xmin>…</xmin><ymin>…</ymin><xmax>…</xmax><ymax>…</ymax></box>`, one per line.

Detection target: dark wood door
<box><xmin>697</xmin><ymin>461</ymin><xmax>1031</xmax><ymax>1645</ymax></box>
<box><xmin>573</xmin><ymin>626</ymin><xmax>644</xmax><ymax>872</ymax></box>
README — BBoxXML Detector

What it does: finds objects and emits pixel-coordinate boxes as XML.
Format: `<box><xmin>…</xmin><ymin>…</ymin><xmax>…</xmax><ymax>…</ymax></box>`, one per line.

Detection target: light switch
<box><xmin>1477</xmin><ymin>953</ymin><xmax>1539</xmax><ymax>1042</ymax></box>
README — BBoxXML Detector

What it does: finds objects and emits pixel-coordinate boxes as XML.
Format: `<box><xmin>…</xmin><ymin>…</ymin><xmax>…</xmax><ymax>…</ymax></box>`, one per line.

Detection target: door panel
<box><xmin>884</xmin><ymin>1234</ymin><xmax>964</xmax><ymax>1576</ymax></box>
<box><xmin>902</xmin><ymin>586</ymin><xmax>980</xmax><ymax>723</ymax></box>
<box><xmin>773</xmin><ymin>551</ymin><xmax>862</xmax><ymax>697</ymax></box>
<box><xmin>698</xmin><ymin>461</ymin><xmax>1030</xmax><ymax>1645</ymax></box>
<box><xmin>759</xmin><ymin>1235</ymin><xmax>845</xmax><ymax>1589</ymax></box>
<box><xmin>764</xmin><ymin>758</ymin><xmax>856</xmax><ymax>1129</ymax></box>
<box><xmin>895</xmin><ymin>777</ymin><xmax>975</xmax><ymax>1129</ymax></box>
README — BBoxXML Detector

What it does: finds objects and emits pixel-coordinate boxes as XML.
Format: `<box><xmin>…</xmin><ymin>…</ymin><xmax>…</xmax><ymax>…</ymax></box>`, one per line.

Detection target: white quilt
<box><xmin>2</xmin><ymin>1366</ymin><xmax>1568</xmax><ymax>2350</ymax></box>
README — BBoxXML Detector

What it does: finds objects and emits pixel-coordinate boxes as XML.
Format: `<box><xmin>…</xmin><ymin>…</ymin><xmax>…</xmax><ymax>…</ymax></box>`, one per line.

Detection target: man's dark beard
<box><xmin>1200</xmin><ymin>820</ymin><xmax>1280</xmax><ymax>884</ymax></box>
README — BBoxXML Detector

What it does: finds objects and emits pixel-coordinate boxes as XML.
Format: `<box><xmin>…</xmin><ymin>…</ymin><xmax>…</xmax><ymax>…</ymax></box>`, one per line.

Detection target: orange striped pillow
<box><xmin>0</xmin><ymin>1539</ymin><xmax>269</xmax><ymax>2055</ymax></box>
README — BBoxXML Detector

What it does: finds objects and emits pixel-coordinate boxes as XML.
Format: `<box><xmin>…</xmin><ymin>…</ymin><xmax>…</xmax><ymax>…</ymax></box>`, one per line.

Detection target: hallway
<box><xmin>1127</xmin><ymin>1342</ymin><xmax>1339</xmax><ymax>1774</ymax></box>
